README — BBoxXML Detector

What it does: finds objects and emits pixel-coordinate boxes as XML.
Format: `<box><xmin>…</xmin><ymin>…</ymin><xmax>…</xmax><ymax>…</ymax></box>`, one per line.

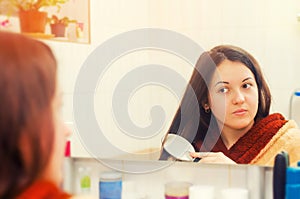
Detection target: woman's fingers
<box><xmin>189</xmin><ymin>152</ymin><xmax>236</xmax><ymax>164</ymax></box>
<box><xmin>190</xmin><ymin>152</ymin><xmax>211</xmax><ymax>158</ymax></box>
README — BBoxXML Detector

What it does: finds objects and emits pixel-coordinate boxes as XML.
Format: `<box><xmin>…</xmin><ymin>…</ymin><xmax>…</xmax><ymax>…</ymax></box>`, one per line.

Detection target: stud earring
<box><xmin>205</xmin><ymin>108</ymin><xmax>210</xmax><ymax>113</ymax></box>
<box><xmin>204</xmin><ymin>104</ymin><xmax>210</xmax><ymax>113</ymax></box>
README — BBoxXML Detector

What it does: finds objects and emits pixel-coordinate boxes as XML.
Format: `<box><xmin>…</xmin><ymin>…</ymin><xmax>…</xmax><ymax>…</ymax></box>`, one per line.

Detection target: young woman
<box><xmin>160</xmin><ymin>45</ymin><xmax>300</xmax><ymax>166</ymax></box>
<box><xmin>0</xmin><ymin>31</ymin><xmax>93</xmax><ymax>199</ymax></box>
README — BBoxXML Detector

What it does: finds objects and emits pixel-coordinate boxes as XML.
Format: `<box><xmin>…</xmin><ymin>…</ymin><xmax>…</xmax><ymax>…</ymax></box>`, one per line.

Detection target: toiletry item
<box><xmin>99</xmin><ymin>171</ymin><xmax>122</xmax><ymax>199</ymax></box>
<box><xmin>122</xmin><ymin>181</ymin><xmax>148</xmax><ymax>199</ymax></box>
<box><xmin>286</xmin><ymin>167</ymin><xmax>300</xmax><ymax>185</ymax></box>
<box><xmin>189</xmin><ymin>185</ymin><xmax>214</xmax><ymax>199</ymax></box>
<box><xmin>286</xmin><ymin>184</ymin><xmax>300</xmax><ymax>199</ymax></box>
<box><xmin>221</xmin><ymin>188</ymin><xmax>248</xmax><ymax>199</ymax></box>
<box><xmin>273</xmin><ymin>151</ymin><xmax>289</xmax><ymax>199</ymax></box>
<box><xmin>62</xmin><ymin>140</ymin><xmax>72</xmax><ymax>193</ymax></box>
<box><xmin>78</xmin><ymin>166</ymin><xmax>91</xmax><ymax>194</ymax></box>
<box><xmin>285</xmin><ymin>167</ymin><xmax>300</xmax><ymax>199</ymax></box>
<box><xmin>289</xmin><ymin>90</ymin><xmax>300</xmax><ymax>126</ymax></box>
<box><xmin>164</xmin><ymin>181</ymin><xmax>192</xmax><ymax>199</ymax></box>
<box><xmin>122</xmin><ymin>180</ymin><xmax>148</xmax><ymax>199</ymax></box>
<box><xmin>281</xmin><ymin>151</ymin><xmax>290</xmax><ymax>167</ymax></box>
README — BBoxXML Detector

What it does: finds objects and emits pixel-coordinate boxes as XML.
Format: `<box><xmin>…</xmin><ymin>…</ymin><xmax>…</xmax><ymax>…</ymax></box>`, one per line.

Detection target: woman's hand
<box><xmin>190</xmin><ymin>152</ymin><xmax>237</xmax><ymax>164</ymax></box>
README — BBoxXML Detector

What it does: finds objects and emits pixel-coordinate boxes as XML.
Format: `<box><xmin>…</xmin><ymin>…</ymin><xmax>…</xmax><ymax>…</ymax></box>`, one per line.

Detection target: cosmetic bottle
<box><xmin>189</xmin><ymin>185</ymin><xmax>215</xmax><ymax>199</ymax></box>
<box><xmin>63</xmin><ymin>140</ymin><xmax>73</xmax><ymax>193</ymax></box>
<box><xmin>78</xmin><ymin>166</ymin><xmax>91</xmax><ymax>194</ymax></box>
<box><xmin>164</xmin><ymin>181</ymin><xmax>192</xmax><ymax>199</ymax></box>
<box><xmin>285</xmin><ymin>165</ymin><xmax>300</xmax><ymax>199</ymax></box>
<box><xmin>289</xmin><ymin>90</ymin><xmax>300</xmax><ymax>126</ymax></box>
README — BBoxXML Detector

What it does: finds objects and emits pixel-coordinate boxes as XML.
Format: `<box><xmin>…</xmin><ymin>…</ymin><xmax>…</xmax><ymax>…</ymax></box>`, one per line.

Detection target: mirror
<box><xmin>69</xmin><ymin>45</ymin><xmax>299</xmax><ymax>167</ymax></box>
<box><xmin>71</xmin><ymin>49</ymin><xmax>193</xmax><ymax>161</ymax></box>
<box><xmin>59</xmin><ymin>1</ymin><xmax>300</xmax><ymax>167</ymax></box>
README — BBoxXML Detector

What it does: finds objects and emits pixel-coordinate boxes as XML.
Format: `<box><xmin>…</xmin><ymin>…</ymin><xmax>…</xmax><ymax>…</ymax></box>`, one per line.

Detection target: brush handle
<box><xmin>273</xmin><ymin>153</ymin><xmax>287</xmax><ymax>199</ymax></box>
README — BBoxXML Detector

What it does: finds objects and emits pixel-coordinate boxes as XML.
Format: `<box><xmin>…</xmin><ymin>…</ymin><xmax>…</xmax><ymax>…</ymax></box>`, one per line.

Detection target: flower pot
<box><xmin>50</xmin><ymin>23</ymin><xmax>66</xmax><ymax>37</ymax></box>
<box><xmin>18</xmin><ymin>10</ymin><xmax>47</xmax><ymax>33</ymax></box>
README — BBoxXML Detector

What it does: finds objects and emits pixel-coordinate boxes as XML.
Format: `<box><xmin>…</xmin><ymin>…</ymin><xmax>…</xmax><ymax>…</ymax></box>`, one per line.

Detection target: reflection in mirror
<box><xmin>86</xmin><ymin>45</ymin><xmax>300</xmax><ymax>167</ymax></box>
<box><xmin>70</xmin><ymin>38</ymin><xmax>300</xmax><ymax>166</ymax></box>
<box><xmin>71</xmin><ymin>36</ymin><xmax>300</xmax><ymax>166</ymax></box>
<box><xmin>162</xmin><ymin>134</ymin><xmax>195</xmax><ymax>162</ymax></box>
<box><xmin>158</xmin><ymin>45</ymin><xmax>300</xmax><ymax>166</ymax></box>
<box><xmin>45</xmin><ymin>1</ymin><xmax>300</xmax><ymax>168</ymax></box>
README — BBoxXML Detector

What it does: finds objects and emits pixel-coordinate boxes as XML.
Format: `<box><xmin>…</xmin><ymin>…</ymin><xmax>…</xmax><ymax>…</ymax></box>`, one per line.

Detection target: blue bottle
<box><xmin>285</xmin><ymin>163</ymin><xmax>300</xmax><ymax>199</ymax></box>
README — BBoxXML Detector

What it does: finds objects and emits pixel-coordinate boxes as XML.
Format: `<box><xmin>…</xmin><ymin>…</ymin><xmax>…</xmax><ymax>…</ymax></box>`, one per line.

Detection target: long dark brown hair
<box><xmin>0</xmin><ymin>31</ymin><xmax>57</xmax><ymax>198</ymax></box>
<box><xmin>160</xmin><ymin>45</ymin><xmax>271</xmax><ymax>160</ymax></box>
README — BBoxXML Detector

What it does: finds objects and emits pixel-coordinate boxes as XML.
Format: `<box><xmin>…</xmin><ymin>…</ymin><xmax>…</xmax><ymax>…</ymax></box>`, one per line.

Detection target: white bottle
<box><xmin>289</xmin><ymin>90</ymin><xmax>300</xmax><ymax>126</ymax></box>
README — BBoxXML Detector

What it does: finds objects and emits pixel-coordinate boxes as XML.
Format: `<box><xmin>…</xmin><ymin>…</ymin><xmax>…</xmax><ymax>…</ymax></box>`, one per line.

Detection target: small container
<box><xmin>78</xmin><ymin>166</ymin><xmax>91</xmax><ymax>194</ymax></box>
<box><xmin>189</xmin><ymin>185</ymin><xmax>215</xmax><ymax>199</ymax></box>
<box><xmin>164</xmin><ymin>181</ymin><xmax>192</xmax><ymax>199</ymax></box>
<box><xmin>221</xmin><ymin>188</ymin><xmax>248</xmax><ymax>199</ymax></box>
<box><xmin>99</xmin><ymin>171</ymin><xmax>122</xmax><ymax>199</ymax></box>
<box><xmin>286</xmin><ymin>167</ymin><xmax>300</xmax><ymax>199</ymax></box>
<box><xmin>289</xmin><ymin>90</ymin><xmax>300</xmax><ymax>126</ymax></box>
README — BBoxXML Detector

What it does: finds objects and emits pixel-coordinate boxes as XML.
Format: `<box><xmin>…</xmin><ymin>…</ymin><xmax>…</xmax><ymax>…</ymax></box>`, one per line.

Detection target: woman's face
<box><xmin>43</xmin><ymin>88</ymin><xmax>71</xmax><ymax>185</ymax></box>
<box><xmin>208</xmin><ymin>60</ymin><xmax>259</xmax><ymax>132</ymax></box>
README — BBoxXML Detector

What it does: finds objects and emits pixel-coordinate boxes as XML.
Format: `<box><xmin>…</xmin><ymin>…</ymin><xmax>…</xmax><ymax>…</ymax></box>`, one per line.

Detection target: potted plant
<box><xmin>48</xmin><ymin>14</ymin><xmax>76</xmax><ymax>37</ymax></box>
<box><xmin>0</xmin><ymin>0</ymin><xmax>68</xmax><ymax>33</ymax></box>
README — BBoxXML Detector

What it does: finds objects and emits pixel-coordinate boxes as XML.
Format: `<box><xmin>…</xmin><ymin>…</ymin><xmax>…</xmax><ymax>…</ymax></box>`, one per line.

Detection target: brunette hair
<box><xmin>0</xmin><ymin>31</ymin><xmax>57</xmax><ymax>198</ymax></box>
<box><xmin>160</xmin><ymin>45</ymin><xmax>271</xmax><ymax>159</ymax></box>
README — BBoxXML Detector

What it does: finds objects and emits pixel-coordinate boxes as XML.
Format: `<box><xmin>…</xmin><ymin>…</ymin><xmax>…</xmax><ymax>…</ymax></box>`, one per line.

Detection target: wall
<box><xmin>44</xmin><ymin>0</ymin><xmax>300</xmax><ymax>156</ymax></box>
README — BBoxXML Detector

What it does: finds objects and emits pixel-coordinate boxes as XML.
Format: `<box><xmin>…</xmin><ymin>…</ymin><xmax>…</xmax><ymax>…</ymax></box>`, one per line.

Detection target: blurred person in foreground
<box><xmin>0</xmin><ymin>31</ymin><xmax>94</xmax><ymax>199</ymax></box>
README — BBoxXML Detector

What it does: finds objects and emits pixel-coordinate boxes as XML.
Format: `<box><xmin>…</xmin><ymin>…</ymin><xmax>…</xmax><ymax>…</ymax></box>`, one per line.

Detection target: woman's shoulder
<box><xmin>271</xmin><ymin>119</ymin><xmax>300</xmax><ymax>144</ymax></box>
<box><xmin>250</xmin><ymin>117</ymin><xmax>300</xmax><ymax>165</ymax></box>
<box><xmin>279</xmin><ymin>119</ymin><xmax>299</xmax><ymax>134</ymax></box>
<box><xmin>275</xmin><ymin>120</ymin><xmax>300</xmax><ymax>165</ymax></box>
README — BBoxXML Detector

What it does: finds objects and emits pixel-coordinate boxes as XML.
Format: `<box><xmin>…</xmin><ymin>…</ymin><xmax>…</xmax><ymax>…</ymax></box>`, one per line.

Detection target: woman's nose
<box><xmin>232</xmin><ymin>90</ymin><xmax>245</xmax><ymax>104</ymax></box>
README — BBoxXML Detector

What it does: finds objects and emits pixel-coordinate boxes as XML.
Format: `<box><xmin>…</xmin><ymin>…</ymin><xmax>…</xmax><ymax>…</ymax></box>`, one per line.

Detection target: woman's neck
<box><xmin>219</xmin><ymin>120</ymin><xmax>255</xmax><ymax>149</ymax></box>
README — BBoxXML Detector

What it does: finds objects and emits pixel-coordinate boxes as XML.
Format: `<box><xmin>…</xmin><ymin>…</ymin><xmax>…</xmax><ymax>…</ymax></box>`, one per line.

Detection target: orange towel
<box><xmin>195</xmin><ymin>113</ymin><xmax>288</xmax><ymax>164</ymax></box>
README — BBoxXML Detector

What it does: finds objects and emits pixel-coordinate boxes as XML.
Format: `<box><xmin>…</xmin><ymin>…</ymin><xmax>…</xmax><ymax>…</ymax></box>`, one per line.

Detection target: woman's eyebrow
<box><xmin>214</xmin><ymin>81</ymin><xmax>229</xmax><ymax>87</ymax></box>
<box><xmin>242</xmin><ymin>77</ymin><xmax>253</xmax><ymax>82</ymax></box>
<box><xmin>214</xmin><ymin>77</ymin><xmax>253</xmax><ymax>87</ymax></box>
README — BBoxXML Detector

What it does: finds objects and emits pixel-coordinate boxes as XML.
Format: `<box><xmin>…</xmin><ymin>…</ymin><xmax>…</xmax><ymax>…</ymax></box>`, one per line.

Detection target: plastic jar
<box><xmin>99</xmin><ymin>171</ymin><xmax>122</xmax><ymax>199</ymax></box>
<box><xmin>164</xmin><ymin>181</ymin><xmax>192</xmax><ymax>199</ymax></box>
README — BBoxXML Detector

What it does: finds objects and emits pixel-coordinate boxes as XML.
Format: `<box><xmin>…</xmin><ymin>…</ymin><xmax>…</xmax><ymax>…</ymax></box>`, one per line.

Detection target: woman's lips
<box><xmin>233</xmin><ymin>109</ymin><xmax>247</xmax><ymax>116</ymax></box>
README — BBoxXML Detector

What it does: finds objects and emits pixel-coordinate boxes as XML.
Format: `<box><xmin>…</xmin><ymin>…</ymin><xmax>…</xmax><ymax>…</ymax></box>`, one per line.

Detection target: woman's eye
<box><xmin>218</xmin><ymin>87</ymin><xmax>228</xmax><ymax>93</ymax></box>
<box><xmin>242</xmin><ymin>83</ymin><xmax>251</xmax><ymax>89</ymax></box>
